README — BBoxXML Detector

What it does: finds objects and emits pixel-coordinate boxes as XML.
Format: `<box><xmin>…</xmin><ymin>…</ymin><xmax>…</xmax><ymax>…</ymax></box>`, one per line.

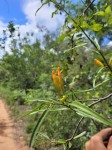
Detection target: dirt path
<box><xmin>0</xmin><ymin>99</ymin><xmax>32</xmax><ymax>150</ymax></box>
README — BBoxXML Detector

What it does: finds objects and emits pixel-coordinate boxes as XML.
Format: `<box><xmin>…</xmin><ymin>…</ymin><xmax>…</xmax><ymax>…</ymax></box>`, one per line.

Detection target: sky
<box><xmin>0</xmin><ymin>0</ymin><xmax>111</xmax><ymax>57</ymax></box>
<box><xmin>0</xmin><ymin>0</ymin><xmax>26</xmax><ymax>24</ymax></box>
<box><xmin>0</xmin><ymin>0</ymin><xmax>65</xmax><ymax>56</ymax></box>
<box><xmin>0</xmin><ymin>0</ymin><xmax>65</xmax><ymax>27</ymax></box>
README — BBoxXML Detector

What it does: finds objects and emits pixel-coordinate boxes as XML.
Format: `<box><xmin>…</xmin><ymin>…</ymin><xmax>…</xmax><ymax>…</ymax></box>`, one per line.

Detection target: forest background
<box><xmin>0</xmin><ymin>0</ymin><xmax>112</xmax><ymax>149</ymax></box>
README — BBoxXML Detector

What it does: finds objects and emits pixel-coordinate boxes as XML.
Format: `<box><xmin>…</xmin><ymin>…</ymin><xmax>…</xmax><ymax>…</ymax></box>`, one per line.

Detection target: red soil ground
<box><xmin>0</xmin><ymin>99</ymin><xmax>32</xmax><ymax>150</ymax></box>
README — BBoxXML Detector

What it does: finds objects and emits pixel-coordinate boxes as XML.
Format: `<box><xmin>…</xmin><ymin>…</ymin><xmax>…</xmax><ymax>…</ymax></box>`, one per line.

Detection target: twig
<box><xmin>88</xmin><ymin>93</ymin><xmax>112</xmax><ymax>107</ymax></box>
<box><xmin>52</xmin><ymin>93</ymin><xmax>112</xmax><ymax>142</ymax></box>
<box><xmin>79</xmin><ymin>0</ymin><xmax>96</xmax><ymax>18</ymax></box>
<box><xmin>66</xmin><ymin>116</ymin><xmax>84</xmax><ymax>142</ymax></box>
<box><xmin>66</xmin><ymin>93</ymin><xmax>112</xmax><ymax>142</ymax></box>
<box><xmin>50</xmin><ymin>0</ymin><xmax>112</xmax><ymax>72</ymax></box>
<box><xmin>79</xmin><ymin>93</ymin><xmax>112</xmax><ymax>102</ymax></box>
<box><xmin>80</xmin><ymin>0</ymin><xmax>85</xmax><ymax>5</ymax></box>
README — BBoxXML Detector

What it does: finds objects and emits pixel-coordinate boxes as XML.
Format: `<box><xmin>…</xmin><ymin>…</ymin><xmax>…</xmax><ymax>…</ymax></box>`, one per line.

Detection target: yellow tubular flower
<box><xmin>57</xmin><ymin>67</ymin><xmax>64</xmax><ymax>92</ymax></box>
<box><xmin>94</xmin><ymin>59</ymin><xmax>104</xmax><ymax>67</ymax></box>
<box><xmin>52</xmin><ymin>70</ymin><xmax>61</xmax><ymax>97</ymax></box>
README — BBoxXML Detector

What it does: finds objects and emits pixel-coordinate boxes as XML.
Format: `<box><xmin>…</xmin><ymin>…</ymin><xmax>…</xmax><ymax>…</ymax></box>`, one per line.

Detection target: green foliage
<box><xmin>0</xmin><ymin>86</ymin><xmax>26</xmax><ymax>105</ymax></box>
<box><xmin>90</xmin><ymin>23</ymin><xmax>103</xmax><ymax>31</ymax></box>
<box><xmin>26</xmin><ymin>123</ymin><xmax>35</xmax><ymax>134</ymax></box>
<box><xmin>0</xmin><ymin>0</ymin><xmax>112</xmax><ymax>150</ymax></box>
<box><xmin>69</xmin><ymin>101</ymin><xmax>112</xmax><ymax>126</ymax></box>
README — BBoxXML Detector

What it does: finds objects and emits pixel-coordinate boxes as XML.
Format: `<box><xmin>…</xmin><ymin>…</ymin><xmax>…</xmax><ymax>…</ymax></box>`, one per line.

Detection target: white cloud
<box><xmin>23</xmin><ymin>0</ymin><xmax>65</xmax><ymax>32</ymax></box>
<box><xmin>13</xmin><ymin>0</ymin><xmax>65</xmax><ymax>47</ymax></box>
<box><xmin>0</xmin><ymin>21</ymin><xmax>7</xmax><ymax>58</ymax></box>
<box><xmin>0</xmin><ymin>20</ymin><xmax>7</xmax><ymax>37</ymax></box>
<box><xmin>107</xmin><ymin>41</ymin><xmax>112</xmax><ymax>48</ymax></box>
<box><xmin>0</xmin><ymin>0</ymin><xmax>65</xmax><ymax>57</ymax></box>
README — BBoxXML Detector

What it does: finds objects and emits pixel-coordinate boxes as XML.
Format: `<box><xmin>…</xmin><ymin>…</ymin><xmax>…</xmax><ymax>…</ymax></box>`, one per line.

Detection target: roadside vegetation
<box><xmin>0</xmin><ymin>0</ymin><xmax>112</xmax><ymax>149</ymax></box>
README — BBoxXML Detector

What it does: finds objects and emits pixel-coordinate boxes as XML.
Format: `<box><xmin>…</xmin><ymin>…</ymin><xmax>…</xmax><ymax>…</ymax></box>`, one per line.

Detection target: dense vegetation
<box><xmin>0</xmin><ymin>0</ymin><xmax>112</xmax><ymax>149</ymax></box>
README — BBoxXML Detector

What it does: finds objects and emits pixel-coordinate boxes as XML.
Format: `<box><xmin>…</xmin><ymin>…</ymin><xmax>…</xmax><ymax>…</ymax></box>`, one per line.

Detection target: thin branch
<box><xmin>63</xmin><ymin>103</ymin><xmax>76</xmax><ymax>112</ymax></box>
<box><xmin>50</xmin><ymin>0</ymin><xmax>112</xmax><ymax>72</ymax></box>
<box><xmin>79</xmin><ymin>93</ymin><xmax>112</xmax><ymax>102</ymax></box>
<box><xmin>88</xmin><ymin>93</ymin><xmax>112</xmax><ymax>107</ymax></box>
<box><xmin>79</xmin><ymin>99</ymin><xmax>98</xmax><ymax>102</ymax></box>
<box><xmin>66</xmin><ymin>93</ymin><xmax>112</xmax><ymax>142</ymax></box>
<box><xmin>79</xmin><ymin>0</ymin><xmax>96</xmax><ymax>18</ymax></box>
<box><xmin>66</xmin><ymin>116</ymin><xmax>84</xmax><ymax>142</ymax></box>
<box><xmin>52</xmin><ymin>93</ymin><xmax>112</xmax><ymax>142</ymax></box>
<box><xmin>80</xmin><ymin>0</ymin><xmax>85</xmax><ymax>5</ymax></box>
<box><xmin>77</xmin><ymin>28</ymin><xmax>112</xmax><ymax>72</ymax></box>
<box><xmin>49</xmin><ymin>0</ymin><xmax>112</xmax><ymax>142</ymax></box>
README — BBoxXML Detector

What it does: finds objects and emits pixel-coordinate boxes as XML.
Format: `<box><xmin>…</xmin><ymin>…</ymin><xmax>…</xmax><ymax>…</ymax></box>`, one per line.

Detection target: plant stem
<box><xmin>66</xmin><ymin>93</ymin><xmax>112</xmax><ymax>142</ymax></box>
<box><xmin>79</xmin><ymin>0</ymin><xmax>96</xmax><ymax>18</ymax></box>
<box><xmin>50</xmin><ymin>0</ymin><xmax>112</xmax><ymax>72</ymax></box>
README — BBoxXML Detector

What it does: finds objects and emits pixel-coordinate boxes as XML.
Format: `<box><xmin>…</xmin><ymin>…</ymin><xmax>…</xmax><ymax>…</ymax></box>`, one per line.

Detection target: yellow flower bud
<box><xmin>52</xmin><ymin>67</ymin><xmax>64</xmax><ymax>97</ymax></box>
<box><xmin>57</xmin><ymin>67</ymin><xmax>64</xmax><ymax>92</ymax></box>
<box><xmin>60</xmin><ymin>95</ymin><xmax>67</xmax><ymax>103</ymax></box>
<box><xmin>94</xmin><ymin>59</ymin><xmax>104</xmax><ymax>67</ymax></box>
<box><xmin>52</xmin><ymin>70</ymin><xmax>61</xmax><ymax>97</ymax></box>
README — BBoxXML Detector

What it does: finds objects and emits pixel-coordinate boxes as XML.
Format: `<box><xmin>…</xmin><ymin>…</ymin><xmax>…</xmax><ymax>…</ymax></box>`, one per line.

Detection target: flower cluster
<box><xmin>52</xmin><ymin>67</ymin><xmax>64</xmax><ymax>97</ymax></box>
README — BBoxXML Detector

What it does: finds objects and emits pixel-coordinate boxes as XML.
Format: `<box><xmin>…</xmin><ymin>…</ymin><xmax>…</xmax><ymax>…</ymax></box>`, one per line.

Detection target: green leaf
<box><xmin>81</xmin><ymin>21</ymin><xmax>89</xmax><ymax>29</ymax></box>
<box><xmin>91</xmin><ymin>24</ymin><xmax>102</xmax><ymax>31</ymax></box>
<box><xmin>29</xmin><ymin>107</ymin><xmax>50</xmax><ymax>147</ymax></box>
<box><xmin>69</xmin><ymin>101</ymin><xmax>112</xmax><ymax>126</ymax></box>
<box><xmin>105</xmin><ymin>5</ymin><xmax>111</xmax><ymax>15</ymax></box>
<box><xmin>27</xmin><ymin>98</ymin><xmax>53</xmax><ymax>103</ymax></box>
<box><xmin>19</xmin><ymin>104</ymin><xmax>45</xmax><ymax>119</ymax></box>
<box><xmin>68</xmin><ymin>142</ymin><xmax>72</xmax><ymax>148</ymax></box>
<box><xmin>74</xmin><ymin>78</ymin><xmax>110</xmax><ymax>93</ymax></box>
<box><xmin>105</xmin><ymin>51</ymin><xmax>112</xmax><ymax>58</ymax></box>
<box><xmin>35</xmin><ymin>0</ymin><xmax>49</xmax><ymax>15</ymax></box>
<box><xmin>74</xmin><ymin>43</ymin><xmax>87</xmax><ymax>48</ymax></box>
<box><xmin>73</xmin><ymin>131</ymin><xmax>86</xmax><ymax>140</ymax></box>
<box><xmin>64</xmin><ymin>43</ymin><xmax>87</xmax><ymax>53</ymax></box>
<box><xmin>52</xmin><ymin>9</ymin><xmax>58</xmax><ymax>18</ymax></box>
<box><xmin>93</xmin><ymin>67</ymin><xmax>104</xmax><ymax>88</ymax></box>
<box><xmin>58</xmin><ymin>33</ymin><xmax>67</xmax><ymax>42</ymax></box>
<box><xmin>57</xmin><ymin>139</ymin><xmax>66</xmax><ymax>144</ymax></box>
<box><xmin>31</xmin><ymin>107</ymin><xmax>69</xmax><ymax>114</ymax></box>
<box><xmin>94</xmin><ymin>11</ymin><xmax>105</xmax><ymax>16</ymax></box>
<box><xmin>39</xmin><ymin>132</ymin><xmax>50</xmax><ymax>140</ymax></box>
<box><xmin>108</xmin><ymin>15</ymin><xmax>112</xmax><ymax>24</ymax></box>
<box><xmin>93</xmin><ymin>38</ymin><xmax>100</xmax><ymax>50</ymax></box>
<box><xmin>92</xmin><ymin>50</ymin><xmax>100</xmax><ymax>55</ymax></box>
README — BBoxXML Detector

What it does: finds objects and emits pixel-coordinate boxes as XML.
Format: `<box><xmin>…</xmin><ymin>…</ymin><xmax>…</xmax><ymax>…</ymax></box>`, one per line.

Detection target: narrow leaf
<box><xmin>39</xmin><ymin>132</ymin><xmax>50</xmax><ymax>140</ymax></box>
<box><xmin>68</xmin><ymin>142</ymin><xmax>72</xmax><ymax>148</ymax></box>
<box><xmin>29</xmin><ymin>107</ymin><xmax>50</xmax><ymax>147</ymax></box>
<box><xmin>19</xmin><ymin>104</ymin><xmax>44</xmax><ymax>119</ymax></box>
<box><xmin>35</xmin><ymin>1</ymin><xmax>49</xmax><ymax>15</ymax></box>
<box><xmin>73</xmin><ymin>131</ymin><xmax>86</xmax><ymax>140</ymax></box>
<box><xmin>69</xmin><ymin>101</ymin><xmax>112</xmax><ymax>126</ymax></box>
<box><xmin>57</xmin><ymin>139</ymin><xmax>66</xmax><ymax>144</ymax></box>
<box><xmin>74</xmin><ymin>79</ymin><xmax>109</xmax><ymax>93</ymax></box>
<box><xmin>52</xmin><ymin>9</ymin><xmax>58</xmax><ymax>18</ymax></box>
